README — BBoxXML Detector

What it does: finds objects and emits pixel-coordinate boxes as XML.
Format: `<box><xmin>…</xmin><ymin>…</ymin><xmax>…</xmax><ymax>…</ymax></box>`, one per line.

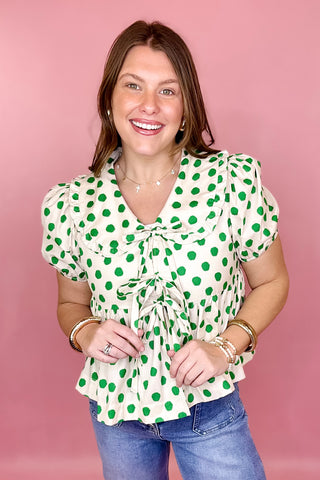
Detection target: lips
<box><xmin>130</xmin><ymin>119</ymin><xmax>164</xmax><ymax>135</ymax></box>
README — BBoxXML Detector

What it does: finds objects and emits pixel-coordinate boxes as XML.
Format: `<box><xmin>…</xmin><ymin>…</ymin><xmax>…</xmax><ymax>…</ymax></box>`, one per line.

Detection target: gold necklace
<box><xmin>115</xmin><ymin>157</ymin><xmax>180</xmax><ymax>193</ymax></box>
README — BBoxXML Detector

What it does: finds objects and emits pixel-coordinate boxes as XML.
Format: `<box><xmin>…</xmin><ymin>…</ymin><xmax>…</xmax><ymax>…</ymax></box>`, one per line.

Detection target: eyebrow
<box><xmin>118</xmin><ymin>73</ymin><xmax>179</xmax><ymax>85</ymax></box>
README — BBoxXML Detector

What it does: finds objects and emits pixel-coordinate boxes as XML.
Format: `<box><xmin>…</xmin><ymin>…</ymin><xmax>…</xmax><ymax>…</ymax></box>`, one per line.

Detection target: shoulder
<box><xmin>226</xmin><ymin>153</ymin><xmax>262</xmax><ymax>180</ymax></box>
<box><xmin>41</xmin><ymin>174</ymin><xmax>89</xmax><ymax>227</ymax></box>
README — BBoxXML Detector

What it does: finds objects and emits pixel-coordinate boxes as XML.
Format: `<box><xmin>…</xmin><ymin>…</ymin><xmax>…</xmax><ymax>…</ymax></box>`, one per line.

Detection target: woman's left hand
<box><xmin>168</xmin><ymin>340</ymin><xmax>228</xmax><ymax>388</ymax></box>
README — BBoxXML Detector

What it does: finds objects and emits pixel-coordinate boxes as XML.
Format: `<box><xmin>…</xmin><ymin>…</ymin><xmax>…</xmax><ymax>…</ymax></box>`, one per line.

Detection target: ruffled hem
<box><xmin>76</xmin><ymin>358</ymin><xmax>248</xmax><ymax>425</ymax></box>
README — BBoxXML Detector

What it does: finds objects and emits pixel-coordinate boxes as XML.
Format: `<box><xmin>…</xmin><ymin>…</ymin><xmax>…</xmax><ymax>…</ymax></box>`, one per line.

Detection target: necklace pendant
<box><xmin>171</xmin><ymin>169</ymin><xmax>175</xmax><ymax>175</ymax></box>
<box><xmin>156</xmin><ymin>180</ymin><xmax>161</xmax><ymax>186</ymax></box>
<box><xmin>136</xmin><ymin>185</ymin><xmax>141</xmax><ymax>193</ymax></box>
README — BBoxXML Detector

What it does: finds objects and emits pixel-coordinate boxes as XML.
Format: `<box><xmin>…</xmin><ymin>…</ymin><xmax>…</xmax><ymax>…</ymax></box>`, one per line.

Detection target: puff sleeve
<box><xmin>227</xmin><ymin>154</ymin><xmax>279</xmax><ymax>262</ymax></box>
<box><xmin>41</xmin><ymin>183</ymin><xmax>87</xmax><ymax>281</ymax></box>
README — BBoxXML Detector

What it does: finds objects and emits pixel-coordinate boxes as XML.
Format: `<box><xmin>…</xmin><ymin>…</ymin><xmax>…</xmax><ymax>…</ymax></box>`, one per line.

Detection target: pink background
<box><xmin>1</xmin><ymin>0</ymin><xmax>319</xmax><ymax>479</ymax></box>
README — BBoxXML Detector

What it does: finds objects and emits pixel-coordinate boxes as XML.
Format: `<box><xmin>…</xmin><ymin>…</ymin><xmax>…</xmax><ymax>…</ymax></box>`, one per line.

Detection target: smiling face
<box><xmin>111</xmin><ymin>45</ymin><xmax>184</xmax><ymax>161</ymax></box>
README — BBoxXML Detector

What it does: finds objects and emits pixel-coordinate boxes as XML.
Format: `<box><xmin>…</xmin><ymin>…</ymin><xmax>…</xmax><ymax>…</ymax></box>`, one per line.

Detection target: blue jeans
<box><xmin>89</xmin><ymin>385</ymin><xmax>266</xmax><ymax>480</ymax></box>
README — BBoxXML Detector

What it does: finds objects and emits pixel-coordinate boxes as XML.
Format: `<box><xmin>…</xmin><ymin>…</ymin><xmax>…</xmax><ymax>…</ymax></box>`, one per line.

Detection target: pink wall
<box><xmin>1</xmin><ymin>0</ymin><xmax>319</xmax><ymax>478</ymax></box>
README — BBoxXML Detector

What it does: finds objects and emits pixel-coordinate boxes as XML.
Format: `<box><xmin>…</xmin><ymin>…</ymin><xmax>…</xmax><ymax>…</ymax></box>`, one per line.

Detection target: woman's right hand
<box><xmin>76</xmin><ymin>319</ymin><xmax>145</xmax><ymax>363</ymax></box>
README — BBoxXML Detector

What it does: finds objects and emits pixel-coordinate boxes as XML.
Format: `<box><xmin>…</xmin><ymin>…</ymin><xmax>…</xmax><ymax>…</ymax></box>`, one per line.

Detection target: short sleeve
<box><xmin>227</xmin><ymin>154</ymin><xmax>279</xmax><ymax>262</ymax></box>
<box><xmin>41</xmin><ymin>183</ymin><xmax>87</xmax><ymax>281</ymax></box>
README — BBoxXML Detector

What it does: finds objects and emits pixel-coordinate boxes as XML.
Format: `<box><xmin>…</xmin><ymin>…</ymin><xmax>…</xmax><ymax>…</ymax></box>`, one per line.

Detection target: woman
<box><xmin>42</xmin><ymin>20</ymin><xmax>289</xmax><ymax>480</ymax></box>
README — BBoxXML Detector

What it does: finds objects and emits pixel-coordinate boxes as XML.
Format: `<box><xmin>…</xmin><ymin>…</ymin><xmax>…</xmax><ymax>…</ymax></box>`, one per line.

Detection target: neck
<box><xmin>118</xmin><ymin>149</ymin><xmax>182</xmax><ymax>184</ymax></box>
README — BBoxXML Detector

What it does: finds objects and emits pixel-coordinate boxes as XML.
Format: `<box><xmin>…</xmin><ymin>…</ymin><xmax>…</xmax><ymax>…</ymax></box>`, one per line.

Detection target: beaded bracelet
<box><xmin>68</xmin><ymin>317</ymin><xmax>101</xmax><ymax>352</ymax></box>
<box><xmin>227</xmin><ymin>318</ymin><xmax>257</xmax><ymax>352</ymax></box>
<box><xmin>211</xmin><ymin>336</ymin><xmax>238</xmax><ymax>371</ymax></box>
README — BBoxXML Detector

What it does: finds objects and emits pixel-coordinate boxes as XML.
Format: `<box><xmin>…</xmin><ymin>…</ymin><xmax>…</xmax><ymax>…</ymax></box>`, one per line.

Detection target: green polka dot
<box><xmin>188</xmin><ymin>393</ymin><xmax>194</xmax><ymax>402</ymax></box>
<box><xmin>187</xmin><ymin>251</ymin><xmax>196</xmax><ymax>260</ymax></box>
<box><xmin>118</xmin><ymin>393</ymin><xmax>124</xmax><ymax>403</ymax></box>
<box><xmin>87</xmin><ymin>213</ymin><xmax>95</xmax><ymax>222</ymax></box>
<box><xmin>99</xmin><ymin>379</ymin><xmax>107</xmax><ymax>388</ymax></box>
<box><xmin>127</xmin><ymin>404</ymin><xmax>135</xmax><ymax>413</ymax></box>
<box><xmin>177</xmin><ymin>266</ymin><xmax>186</xmax><ymax>275</ymax></box>
<box><xmin>95</xmin><ymin>270</ymin><xmax>102</xmax><ymax>279</ymax></box>
<box><xmin>115</xmin><ymin>267</ymin><xmax>123</xmax><ymax>276</ymax></box>
<box><xmin>178</xmin><ymin>412</ymin><xmax>187</xmax><ymax>418</ymax></box>
<box><xmin>152</xmin><ymin>392</ymin><xmax>161</xmax><ymax>401</ymax></box>
<box><xmin>172</xmin><ymin>386</ymin><xmax>179</xmax><ymax>396</ymax></box>
<box><xmin>91</xmin><ymin>372</ymin><xmax>98</xmax><ymax>381</ymax></box>
<box><xmin>108</xmin><ymin>383</ymin><xmax>116</xmax><ymax>392</ymax></box>
<box><xmin>172</xmin><ymin>201</ymin><xmax>181</xmax><ymax>209</ymax></box>
<box><xmin>108</xmin><ymin>410</ymin><xmax>116</xmax><ymax>419</ymax></box>
<box><xmin>188</xmin><ymin>215</ymin><xmax>197</xmax><ymax>225</ymax></box>
<box><xmin>78</xmin><ymin>378</ymin><xmax>86</xmax><ymax>387</ymax></box>
<box><xmin>252</xmin><ymin>223</ymin><xmax>261</xmax><ymax>232</ymax></box>
<box><xmin>192</xmin><ymin>276</ymin><xmax>201</xmax><ymax>286</ymax></box>
<box><xmin>223</xmin><ymin>380</ymin><xmax>231</xmax><ymax>390</ymax></box>
<box><xmin>201</xmin><ymin>262</ymin><xmax>210</xmax><ymax>271</ymax></box>
<box><xmin>143</xmin><ymin>407</ymin><xmax>150</xmax><ymax>416</ymax></box>
<box><xmin>105</xmin><ymin>281</ymin><xmax>112</xmax><ymax>290</ymax></box>
<box><xmin>161</xmin><ymin>376</ymin><xmax>167</xmax><ymax>385</ymax></box>
<box><xmin>150</xmin><ymin>367</ymin><xmax>157</xmax><ymax>376</ymax></box>
<box><xmin>203</xmin><ymin>389</ymin><xmax>212</xmax><ymax>397</ymax></box>
<box><xmin>257</xmin><ymin>206</ymin><xmax>264</xmax><ymax>215</ymax></box>
<box><xmin>165</xmin><ymin>401</ymin><xmax>173</xmax><ymax>411</ymax></box>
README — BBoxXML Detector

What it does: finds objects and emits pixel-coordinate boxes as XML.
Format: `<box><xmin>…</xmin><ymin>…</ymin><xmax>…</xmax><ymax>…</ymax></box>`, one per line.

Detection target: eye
<box><xmin>160</xmin><ymin>88</ymin><xmax>174</xmax><ymax>96</ymax></box>
<box><xmin>126</xmin><ymin>83</ymin><xmax>140</xmax><ymax>90</ymax></box>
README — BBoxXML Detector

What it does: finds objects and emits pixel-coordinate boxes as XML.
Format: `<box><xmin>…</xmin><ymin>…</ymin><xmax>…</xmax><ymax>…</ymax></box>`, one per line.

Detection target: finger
<box><xmin>106</xmin><ymin>334</ymin><xmax>143</xmax><ymax>358</ymax></box>
<box><xmin>101</xmin><ymin>321</ymin><xmax>145</xmax><ymax>353</ymax></box>
<box><xmin>83</xmin><ymin>349</ymin><xmax>119</xmax><ymax>364</ymax></box>
<box><xmin>169</xmin><ymin>347</ymin><xmax>189</xmax><ymax>378</ymax></box>
<box><xmin>182</xmin><ymin>365</ymin><xmax>204</xmax><ymax>386</ymax></box>
<box><xmin>101</xmin><ymin>344</ymin><xmax>128</xmax><ymax>360</ymax></box>
<box><xmin>190</xmin><ymin>371</ymin><xmax>210</xmax><ymax>388</ymax></box>
<box><xmin>174</xmin><ymin>357</ymin><xmax>197</xmax><ymax>388</ymax></box>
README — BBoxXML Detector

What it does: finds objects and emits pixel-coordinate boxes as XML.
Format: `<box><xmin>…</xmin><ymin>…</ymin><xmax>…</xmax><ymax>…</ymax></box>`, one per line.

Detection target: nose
<box><xmin>139</xmin><ymin>90</ymin><xmax>160</xmax><ymax>115</ymax></box>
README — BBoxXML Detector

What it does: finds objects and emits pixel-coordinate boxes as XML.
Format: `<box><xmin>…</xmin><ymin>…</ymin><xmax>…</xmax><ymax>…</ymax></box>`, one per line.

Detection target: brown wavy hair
<box><xmin>90</xmin><ymin>20</ymin><xmax>218</xmax><ymax>176</ymax></box>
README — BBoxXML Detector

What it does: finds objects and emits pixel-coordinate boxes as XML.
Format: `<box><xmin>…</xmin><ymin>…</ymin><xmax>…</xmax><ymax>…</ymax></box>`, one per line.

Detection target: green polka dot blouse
<box><xmin>41</xmin><ymin>149</ymin><xmax>279</xmax><ymax>425</ymax></box>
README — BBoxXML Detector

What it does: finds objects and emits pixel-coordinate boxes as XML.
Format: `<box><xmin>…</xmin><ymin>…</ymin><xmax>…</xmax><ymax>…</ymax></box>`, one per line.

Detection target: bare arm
<box><xmin>169</xmin><ymin>236</ymin><xmax>289</xmax><ymax>387</ymax></box>
<box><xmin>221</xmin><ymin>235</ymin><xmax>289</xmax><ymax>351</ymax></box>
<box><xmin>57</xmin><ymin>272</ymin><xmax>144</xmax><ymax>363</ymax></box>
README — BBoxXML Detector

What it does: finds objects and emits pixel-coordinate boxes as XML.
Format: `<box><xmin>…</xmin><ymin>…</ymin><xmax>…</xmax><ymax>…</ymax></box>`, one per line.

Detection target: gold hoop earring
<box><xmin>179</xmin><ymin>119</ymin><xmax>186</xmax><ymax>131</ymax></box>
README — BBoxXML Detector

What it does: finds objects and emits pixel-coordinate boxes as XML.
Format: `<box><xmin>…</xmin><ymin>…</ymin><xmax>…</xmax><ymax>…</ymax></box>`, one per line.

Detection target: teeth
<box><xmin>132</xmin><ymin>121</ymin><xmax>162</xmax><ymax>130</ymax></box>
